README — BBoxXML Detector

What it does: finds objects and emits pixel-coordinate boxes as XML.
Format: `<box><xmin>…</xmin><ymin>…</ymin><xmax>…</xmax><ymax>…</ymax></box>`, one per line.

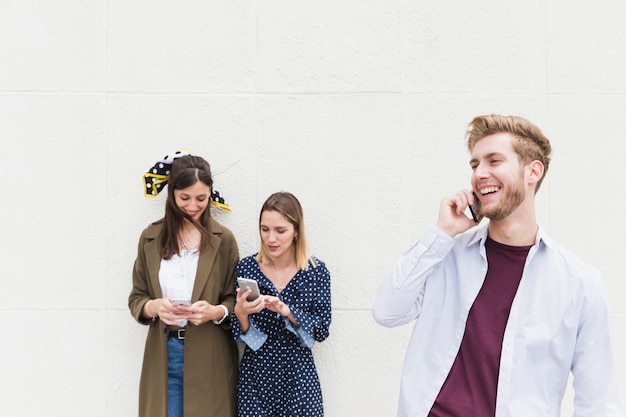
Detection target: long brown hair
<box><xmin>159</xmin><ymin>155</ymin><xmax>213</xmax><ymax>259</ymax></box>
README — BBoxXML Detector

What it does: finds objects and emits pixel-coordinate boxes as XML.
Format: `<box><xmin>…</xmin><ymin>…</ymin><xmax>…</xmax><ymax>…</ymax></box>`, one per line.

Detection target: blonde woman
<box><xmin>233</xmin><ymin>192</ymin><xmax>332</xmax><ymax>416</ymax></box>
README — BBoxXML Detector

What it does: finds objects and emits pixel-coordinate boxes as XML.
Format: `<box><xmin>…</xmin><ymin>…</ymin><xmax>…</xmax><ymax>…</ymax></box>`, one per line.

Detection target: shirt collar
<box><xmin>465</xmin><ymin>222</ymin><xmax>555</xmax><ymax>251</ymax></box>
<box><xmin>466</xmin><ymin>223</ymin><xmax>489</xmax><ymax>247</ymax></box>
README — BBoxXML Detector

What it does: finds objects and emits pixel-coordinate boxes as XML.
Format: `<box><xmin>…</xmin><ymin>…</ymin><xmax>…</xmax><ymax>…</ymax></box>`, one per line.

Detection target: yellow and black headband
<box><xmin>142</xmin><ymin>149</ymin><xmax>231</xmax><ymax>211</ymax></box>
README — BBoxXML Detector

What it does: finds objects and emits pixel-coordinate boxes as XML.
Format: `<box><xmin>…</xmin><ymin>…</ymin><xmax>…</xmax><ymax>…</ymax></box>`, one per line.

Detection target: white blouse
<box><xmin>159</xmin><ymin>249</ymin><xmax>199</xmax><ymax>327</ymax></box>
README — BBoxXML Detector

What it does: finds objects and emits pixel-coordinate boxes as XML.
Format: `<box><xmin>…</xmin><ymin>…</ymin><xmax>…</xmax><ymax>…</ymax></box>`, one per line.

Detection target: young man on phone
<box><xmin>372</xmin><ymin>114</ymin><xmax>623</xmax><ymax>417</ymax></box>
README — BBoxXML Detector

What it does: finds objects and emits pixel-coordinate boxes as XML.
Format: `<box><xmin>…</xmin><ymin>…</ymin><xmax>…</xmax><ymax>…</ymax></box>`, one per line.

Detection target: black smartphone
<box><xmin>468</xmin><ymin>192</ymin><xmax>481</xmax><ymax>222</ymax></box>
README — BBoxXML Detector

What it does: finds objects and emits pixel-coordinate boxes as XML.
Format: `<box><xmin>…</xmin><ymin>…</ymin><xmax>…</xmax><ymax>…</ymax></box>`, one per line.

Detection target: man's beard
<box><xmin>482</xmin><ymin>179</ymin><xmax>525</xmax><ymax>222</ymax></box>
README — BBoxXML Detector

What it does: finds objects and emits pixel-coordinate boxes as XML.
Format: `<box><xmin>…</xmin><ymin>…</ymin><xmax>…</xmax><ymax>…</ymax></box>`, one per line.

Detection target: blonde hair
<box><xmin>255</xmin><ymin>192</ymin><xmax>312</xmax><ymax>270</ymax></box>
<box><xmin>466</xmin><ymin>114</ymin><xmax>552</xmax><ymax>191</ymax></box>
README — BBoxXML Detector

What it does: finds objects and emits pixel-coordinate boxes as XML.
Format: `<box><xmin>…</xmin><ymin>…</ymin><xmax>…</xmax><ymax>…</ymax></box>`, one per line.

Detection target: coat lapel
<box><xmin>143</xmin><ymin>219</ymin><xmax>224</xmax><ymax>302</ymax></box>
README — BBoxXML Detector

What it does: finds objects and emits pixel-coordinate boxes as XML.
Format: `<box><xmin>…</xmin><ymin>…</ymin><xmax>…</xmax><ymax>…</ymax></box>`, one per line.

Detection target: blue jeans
<box><xmin>167</xmin><ymin>337</ymin><xmax>184</xmax><ymax>417</ymax></box>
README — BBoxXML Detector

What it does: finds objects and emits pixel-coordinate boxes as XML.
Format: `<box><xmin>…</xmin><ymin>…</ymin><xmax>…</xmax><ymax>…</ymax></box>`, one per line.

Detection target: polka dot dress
<box><xmin>232</xmin><ymin>255</ymin><xmax>332</xmax><ymax>417</ymax></box>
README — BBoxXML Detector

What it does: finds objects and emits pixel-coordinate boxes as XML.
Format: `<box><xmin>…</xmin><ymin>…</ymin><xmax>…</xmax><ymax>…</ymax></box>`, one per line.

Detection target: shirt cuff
<box><xmin>212</xmin><ymin>304</ymin><xmax>229</xmax><ymax>325</ymax></box>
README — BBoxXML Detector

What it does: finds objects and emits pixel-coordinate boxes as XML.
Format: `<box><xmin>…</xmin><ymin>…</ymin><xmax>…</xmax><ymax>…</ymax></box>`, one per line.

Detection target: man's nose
<box><xmin>473</xmin><ymin>164</ymin><xmax>489</xmax><ymax>179</ymax></box>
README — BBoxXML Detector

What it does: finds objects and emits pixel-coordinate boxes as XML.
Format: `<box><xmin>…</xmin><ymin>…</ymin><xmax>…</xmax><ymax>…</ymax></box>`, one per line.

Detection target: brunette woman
<box><xmin>129</xmin><ymin>151</ymin><xmax>239</xmax><ymax>417</ymax></box>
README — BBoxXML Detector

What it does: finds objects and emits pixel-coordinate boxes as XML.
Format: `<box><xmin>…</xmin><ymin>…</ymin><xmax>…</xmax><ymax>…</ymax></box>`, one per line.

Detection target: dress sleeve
<box><xmin>231</xmin><ymin>259</ymin><xmax>269</xmax><ymax>350</ymax></box>
<box><xmin>237</xmin><ymin>321</ymin><xmax>268</xmax><ymax>351</ymax></box>
<box><xmin>285</xmin><ymin>259</ymin><xmax>332</xmax><ymax>349</ymax></box>
<box><xmin>231</xmin><ymin>302</ymin><xmax>269</xmax><ymax>350</ymax></box>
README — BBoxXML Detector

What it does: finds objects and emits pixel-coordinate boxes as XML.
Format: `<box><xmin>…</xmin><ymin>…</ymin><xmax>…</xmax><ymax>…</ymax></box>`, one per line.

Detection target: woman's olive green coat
<box><xmin>128</xmin><ymin>218</ymin><xmax>239</xmax><ymax>417</ymax></box>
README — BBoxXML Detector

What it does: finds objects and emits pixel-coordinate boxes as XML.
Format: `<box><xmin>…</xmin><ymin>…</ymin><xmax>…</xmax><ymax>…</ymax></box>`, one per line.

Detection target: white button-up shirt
<box><xmin>372</xmin><ymin>224</ymin><xmax>623</xmax><ymax>417</ymax></box>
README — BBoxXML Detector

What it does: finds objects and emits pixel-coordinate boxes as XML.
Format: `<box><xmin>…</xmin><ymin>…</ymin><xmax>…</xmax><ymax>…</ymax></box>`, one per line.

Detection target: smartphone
<box><xmin>237</xmin><ymin>277</ymin><xmax>261</xmax><ymax>301</ymax></box>
<box><xmin>468</xmin><ymin>192</ymin><xmax>481</xmax><ymax>223</ymax></box>
<box><xmin>171</xmin><ymin>299</ymin><xmax>191</xmax><ymax>306</ymax></box>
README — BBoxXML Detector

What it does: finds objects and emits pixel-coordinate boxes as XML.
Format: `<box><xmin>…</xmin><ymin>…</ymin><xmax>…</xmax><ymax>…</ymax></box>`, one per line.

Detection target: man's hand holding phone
<box><xmin>468</xmin><ymin>192</ymin><xmax>482</xmax><ymax>223</ymax></box>
<box><xmin>437</xmin><ymin>189</ymin><xmax>482</xmax><ymax>237</ymax></box>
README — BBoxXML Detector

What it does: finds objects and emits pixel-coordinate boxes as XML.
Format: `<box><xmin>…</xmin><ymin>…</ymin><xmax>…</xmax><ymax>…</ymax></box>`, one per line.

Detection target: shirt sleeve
<box><xmin>372</xmin><ymin>224</ymin><xmax>456</xmax><ymax>328</ymax></box>
<box><xmin>571</xmin><ymin>272</ymin><xmax>624</xmax><ymax>416</ymax></box>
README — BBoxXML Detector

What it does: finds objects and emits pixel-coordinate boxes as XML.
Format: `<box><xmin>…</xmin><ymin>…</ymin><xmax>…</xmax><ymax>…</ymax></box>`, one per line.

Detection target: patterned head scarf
<box><xmin>142</xmin><ymin>149</ymin><xmax>231</xmax><ymax>211</ymax></box>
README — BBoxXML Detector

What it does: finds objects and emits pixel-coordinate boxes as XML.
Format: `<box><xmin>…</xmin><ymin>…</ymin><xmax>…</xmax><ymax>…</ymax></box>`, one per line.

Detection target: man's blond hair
<box><xmin>466</xmin><ymin>114</ymin><xmax>552</xmax><ymax>191</ymax></box>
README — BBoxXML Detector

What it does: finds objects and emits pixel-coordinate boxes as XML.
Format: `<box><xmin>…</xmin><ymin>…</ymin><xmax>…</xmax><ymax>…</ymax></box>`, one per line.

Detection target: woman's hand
<box><xmin>234</xmin><ymin>289</ymin><xmax>265</xmax><ymax>318</ymax></box>
<box><xmin>173</xmin><ymin>301</ymin><xmax>218</xmax><ymax>326</ymax></box>
<box><xmin>147</xmin><ymin>298</ymin><xmax>190</xmax><ymax>326</ymax></box>
<box><xmin>234</xmin><ymin>288</ymin><xmax>265</xmax><ymax>334</ymax></box>
<box><xmin>263</xmin><ymin>296</ymin><xmax>291</xmax><ymax>316</ymax></box>
<box><xmin>264</xmin><ymin>296</ymin><xmax>299</xmax><ymax>327</ymax></box>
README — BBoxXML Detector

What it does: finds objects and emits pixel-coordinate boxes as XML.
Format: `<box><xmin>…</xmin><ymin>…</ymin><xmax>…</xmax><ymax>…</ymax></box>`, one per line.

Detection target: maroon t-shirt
<box><xmin>429</xmin><ymin>237</ymin><xmax>532</xmax><ymax>417</ymax></box>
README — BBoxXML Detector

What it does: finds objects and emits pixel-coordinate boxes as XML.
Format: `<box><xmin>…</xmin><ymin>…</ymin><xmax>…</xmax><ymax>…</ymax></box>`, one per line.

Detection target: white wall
<box><xmin>1</xmin><ymin>1</ymin><xmax>625</xmax><ymax>416</ymax></box>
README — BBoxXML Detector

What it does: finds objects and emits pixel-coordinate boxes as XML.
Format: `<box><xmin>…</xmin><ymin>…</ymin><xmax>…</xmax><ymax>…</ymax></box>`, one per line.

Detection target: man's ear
<box><xmin>527</xmin><ymin>160</ymin><xmax>544</xmax><ymax>187</ymax></box>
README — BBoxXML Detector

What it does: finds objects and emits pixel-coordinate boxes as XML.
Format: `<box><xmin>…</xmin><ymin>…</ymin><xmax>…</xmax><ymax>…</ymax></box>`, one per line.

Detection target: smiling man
<box><xmin>372</xmin><ymin>115</ymin><xmax>623</xmax><ymax>417</ymax></box>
